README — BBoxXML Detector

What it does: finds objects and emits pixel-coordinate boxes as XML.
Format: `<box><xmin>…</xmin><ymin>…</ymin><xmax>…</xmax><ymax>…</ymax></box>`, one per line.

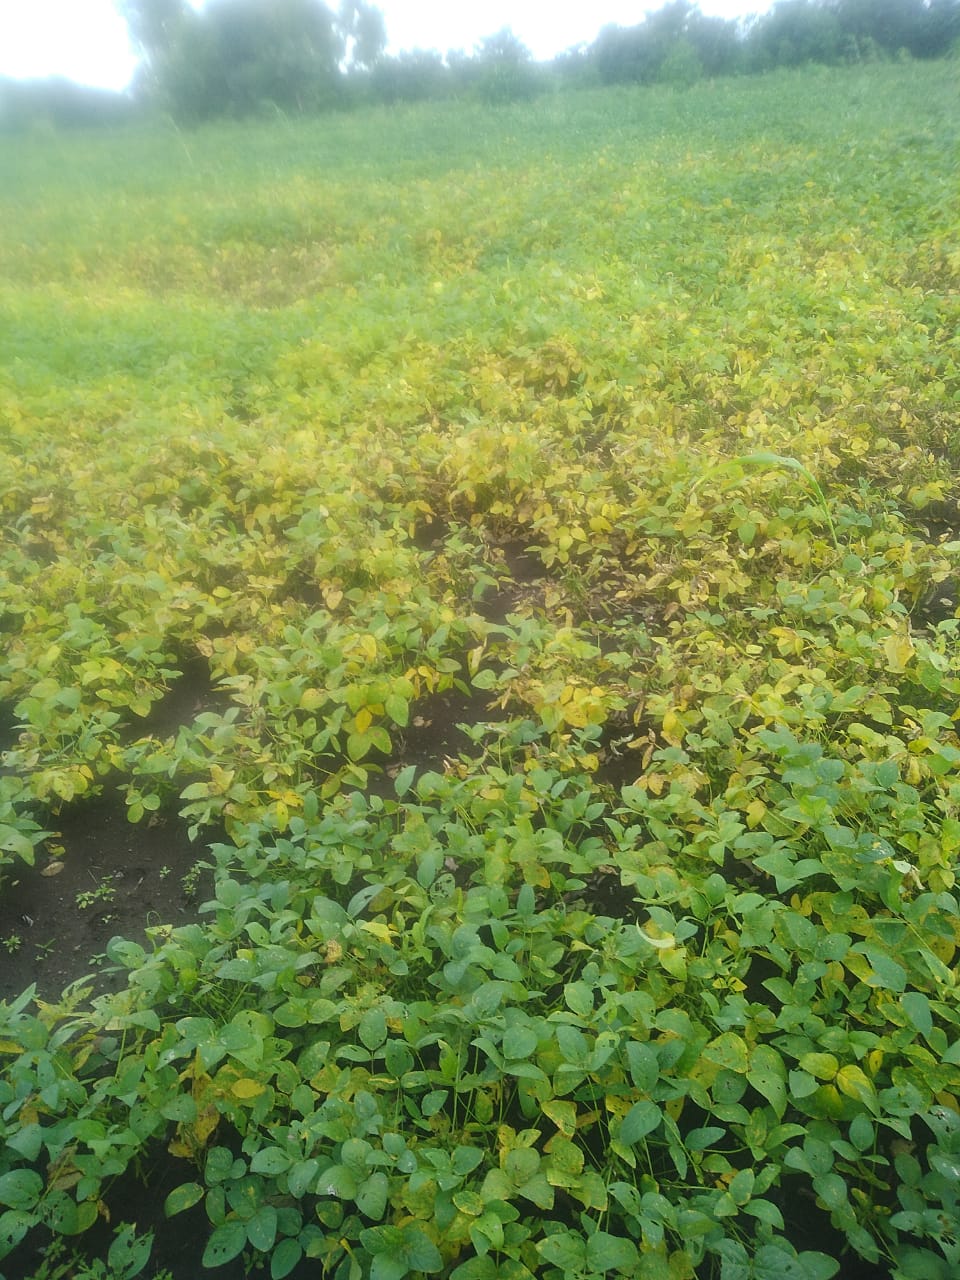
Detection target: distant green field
<box><xmin>1</xmin><ymin>61</ymin><xmax>960</xmax><ymax>1279</ymax></box>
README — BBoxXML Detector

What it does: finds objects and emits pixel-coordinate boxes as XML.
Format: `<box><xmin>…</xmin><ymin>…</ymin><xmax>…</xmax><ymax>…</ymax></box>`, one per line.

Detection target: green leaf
<box><xmin>0</xmin><ymin>1171</ymin><xmax>42</xmax><ymax>1212</ymax></box>
<box><xmin>401</xmin><ymin>1227</ymin><xmax>443</xmax><ymax>1272</ymax></box>
<box><xmin>5</xmin><ymin>1125</ymin><xmax>43</xmax><ymax>1162</ymax></box>
<box><xmin>250</xmin><ymin>1147</ymin><xmax>292</xmax><ymax>1176</ymax></box>
<box><xmin>480</xmin><ymin>1169</ymin><xmax>513</xmax><ymax>1201</ymax></box>
<box><xmin>0</xmin><ymin>1209</ymin><xmax>35</xmax><ymax>1257</ymax></box>
<box><xmin>716</xmin><ymin>1239</ymin><xmax>750</xmax><ymax>1280</ymax></box>
<box><xmin>450</xmin><ymin>1259</ymin><xmax>497</xmax><ymax>1280</ymax></box>
<box><xmin>728</xmin><ymin>1168</ymin><xmax>755</xmax><ymax>1205</ymax></box>
<box><xmin>347</xmin><ymin>731</ymin><xmax>371</xmax><ymax>761</ymax></box>
<box><xmin>564</xmin><ymin>981</ymin><xmax>596</xmax><ymax>1017</ymax></box>
<box><xmin>0</xmin><ymin>825</ymin><xmax>36</xmax><ymax>863</ymax></box>
<box><xmin>284</xmin><ymin>1156</ymin><xmax>318</xmax><ymax>1197</ymax></box>
<box><xmin>503</xmin><ymin>1025</ymin><xmax>538</xmax><ymax>1060</ymax></box>
<box><xmin>685</xmin><ymin>1126</ymin><xmax>725</xmax><ymax>1151</ymax></box>
<box><xmin>205</xmin><ymin>1147</ymin><xmax>237</xmax><ymax>1184</ymax></box>
<box><xmin>246</xmin><ymin>1205</ymin><xmax>278</xmax><ymax>1252</ymax></box>
<box><xmin>796</xmin><ymin>1254</ymin><xmax>841</xmax><ymax>1280</ymax></box>
<box><xmin>537</xmin><ymin>1231</ymin><xmax>587</xmax><ymax>1271</ymax></box>
<box><xmin>318</xmin><ymin>1165</ymin><xmax>358</xmax><ymax>1199</ymax></box>
<box><xmin>929</xmin><ymin>1150</ymin><xmax>960</xmax><ymax>1180</ymax></box>
<box><xmin>813</xmin><ymin>1172</ymin><xmax>848</xmax><ymax>1212</ymax></box>
<box><xmin>452</xmin><ymin>1146</ymin><xmax>485</xmax><ymax>1176</ymax></box>
<box><xmin>394</xmin><ymin>764</ymin><xmax>416</xmax><ymax>797</ymax></box>
<box><xmin>357</xmin><ymin>1172</ymin><xmax>389</xmax><ymax>1220</ymax></box>
<box><xmin>202</xmin><ymin>1220</ymin><xmax>248</xmax><ymax>1268</ymax></box>
<box><xmin>359</xmin><ymin>1008</ymin><xmax>388</xmax><ymax>1051</ymax></box>
<box><xmin>755</xmin><ymin>1245</ymin><xmax>839</xmax><ymax>1280</ymax></box>
<box><xmin>619</xmin><ymin>1100</ymin><xmax>661</xmax><ymax>1145</ymax></box>
<box><xmin>748</xmin><ymin>1045</ymin><xmax>787</xmax><ymax>1118</ymax></box>
<box><xmin>516</xmin><ymin>1172</ymin><xmax>555</xmax><ymax>1210</ymax></box>
<box><xmin>703</xmin><ymin>1032</ymin><xmax>749</xmax><ymax>1074</ymax></box>
<box><xmin>421</xmin><ymin>1089</ymin><xmax>448</xmax><ymax>1117</ymax></box>
<box><xmin>556</xmin><ymin>1023</ymin><xmax>589</xmax><ymax>1065</ymax></box>
<box><xmin>742</xmin><ymin>1199</ymin><xmax>784</xmax><ymax>1229</ymax></box>
<box><xmin>270</xmin><ymin>1238</ymin><xmax>303</xmax><ymax>1280</ymax></box>
<box><xmin>849</xmin><ymin>1113</ymin><xmax>874</xmax><ymax>1153</ymax></box>
<box><xmin>370</xmin><ymin>1255</ymin><xmax>409</xmax><ymax>1280</ymax></box>
<box><xmin>105</xmin><ymin>1225</ymin><xmax>152</xmax><ymax>1279</ymax></box>
<box><xmin>901</xmin><ymin>991</ymin><xmax>933</xmax><ymax>1037</ymax></box>
<box><xmin>861</xmin><ymin>946</ymin><xmax>907</xmax><ymax>991</ymax></box>
<box><xmin>385</xmin><ymin>695</ymin><xmax>409</xmax><ymax>727</ymax></box>
<box><xmin>586</xmin><ymin>1231</ymin><xmax>639</xmax><ymax>1272</ymax></box>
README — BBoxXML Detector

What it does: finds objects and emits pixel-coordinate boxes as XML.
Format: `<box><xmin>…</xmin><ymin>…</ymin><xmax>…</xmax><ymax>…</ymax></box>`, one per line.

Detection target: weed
<box><xmin>75</xmin><ymin>875</ymin><xmax>117</xmax><ymax>910</ymax></box>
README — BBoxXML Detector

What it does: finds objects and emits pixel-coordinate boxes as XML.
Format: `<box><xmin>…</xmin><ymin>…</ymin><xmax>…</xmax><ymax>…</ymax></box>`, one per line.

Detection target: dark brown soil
<box><xmin>128</xmin><ymin>653</ymin><xmax>230</xmax><ymax>741</ymax></box>
<box><xmin>0</xmin><ymin>791</ymin><xmax>211</xmax><ymax>1004</ymax></box>
<box><xmin>0</xmin><ymin>657</ymin><xmax>230</xmax><ymax>1006</ymax></box>
<box><xmin>475</xmin><ymin>539</ymin><xmax>551</xmax><ymax>625</ymax></box>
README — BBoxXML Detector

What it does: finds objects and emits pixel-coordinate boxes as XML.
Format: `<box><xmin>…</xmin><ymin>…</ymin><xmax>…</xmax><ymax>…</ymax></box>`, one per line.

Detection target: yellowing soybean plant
<box><xmin>1</xmin><ymin>61</ymin><xmax>959</xmax><ymax>1280</ymax></box>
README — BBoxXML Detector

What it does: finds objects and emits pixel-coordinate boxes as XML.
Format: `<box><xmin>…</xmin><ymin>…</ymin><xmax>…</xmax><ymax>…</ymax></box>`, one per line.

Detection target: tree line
<box><xmin>2</xmin><ymin>0</ymin><xmax>958</xmax><ymax>129</ymax></box>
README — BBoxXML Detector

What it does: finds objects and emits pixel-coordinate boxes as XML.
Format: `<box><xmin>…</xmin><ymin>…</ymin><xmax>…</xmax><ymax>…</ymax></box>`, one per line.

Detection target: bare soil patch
<box><xmin>0</xmin><ymin>793</ymin><xmax>210</xmax><ymax>1004</ymax></box>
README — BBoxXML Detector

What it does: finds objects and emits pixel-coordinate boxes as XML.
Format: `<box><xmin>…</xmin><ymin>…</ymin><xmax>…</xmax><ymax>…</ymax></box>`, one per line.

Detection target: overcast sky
<box><xmin>0</xmin><ymin>1</ymin><xmax>774</xmax><ymax>91</ymax></box>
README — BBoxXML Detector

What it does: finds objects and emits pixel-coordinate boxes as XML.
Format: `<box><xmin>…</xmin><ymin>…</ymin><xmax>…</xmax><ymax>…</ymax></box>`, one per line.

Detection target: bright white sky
<box><xmin>0</xmin><ymin>0</ymin><xmax>774</xmax><ymax>91</ymax></box>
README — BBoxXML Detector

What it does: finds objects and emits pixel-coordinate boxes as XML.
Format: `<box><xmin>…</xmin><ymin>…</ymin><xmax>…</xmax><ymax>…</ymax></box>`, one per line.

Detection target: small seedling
<box><xmin>75</xmin><ymin>875</ymin><xmax>117</xmax><ymax>910</ymax></box>
<box><xmin>181</xmin><ymin>861</ymin><xmax>203</xmax><ymax>898</ymax></box>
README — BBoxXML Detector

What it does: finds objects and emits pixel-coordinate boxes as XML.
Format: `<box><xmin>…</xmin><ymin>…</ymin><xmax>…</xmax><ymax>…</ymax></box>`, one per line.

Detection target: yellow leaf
<box><xmin>637</xmin><ymin>927</ymin><xmax>675</xmax><ymax>950</ymax></box>
<box><xmin>930</xmin><ymin>934</ymin><xmax>956</xmax><ymax>966</ymax></box>
<box><xmin>883</xmin><ymin>634</ymin><xmax>915</xmax><ymax>673</ymax></box>
<box><xmin>746</xmin><ymin>799</ymin><xmax>766</xmax><ymax>828</ymax></box>
<box><xmin>358</xmin><ymin>921</ymin><xmax>395</xmax><ymax>945</ymax></box>
<box><xmin>354</xmin><ymin>707</ymin><xmax>373</xmax><ymax>734</ymax></box>
<box><xmin>522</xmin><ymin>863</ymin><xmax>551</xmax><ymax>888</ymax></box>
<box><xmin>542</xmin><ymin>1099</ymin><xmax>578</xmax><ymax>1136</ymax></box>
<box><xmin>836</xmin><ymin>1064</ymin><xmax>876</xmax><ymax>1106</ymax></box>
<box><xmin>812</xmin><ymin>1083</ymin><xmax>847</xmax><ymax>1119</ymax></box>
<box><xmin>358</xmin><ymin>634</ymin><xmax>378</xmax><ymax>663</ymax></box>
<box><xmin>661</xmin><ymin>709</ymin><xmax>685</xmax><ymax>746</ymax></box>
<box><xmin>231</xmin><ymin>1078</ymin><xmax>266</xmax><ymax>1100</ymax></box>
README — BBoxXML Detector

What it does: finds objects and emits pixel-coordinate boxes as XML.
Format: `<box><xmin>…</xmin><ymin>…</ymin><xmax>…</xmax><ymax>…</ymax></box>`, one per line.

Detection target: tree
<box><xmin>685</xmin><ymin>12</ymin><xmax>743</xmax><ymax>77</ymax></box>
<box><xmin>117</xmin><ymin>0</ymin><xmax>191</xmax><ymax>99</ymax></box>
<box><xmin>592</xmin><ymin>3</ymin><xmax>707</xmax><ymax>85</ymax></box>
<box><xmin>829</xmin><ymin>0</ymin><xmax>960</xmax><ymax>59</ymax></box>
<box><xmin>117</xmin><ymin>0</ymin><xmax>188</xmax><ymax>59</ymax></box>
<box><xmin>472</xmin><ymin>28</ymin><xmax>541</xmax><ymax>103</ymax></box>
<box><xmin>339</xmin><ymin>0</ymin><xmax>387</xmax><ymax>72</ymax></box>
<box><xmin>592</xmin><ymin>24</ymin><xmax>660</xmax><ymax>84</ymax></box>
<box><xmin>0</xmin><ymin>77</ymin><xmax>136</xmax><ymax>133</ymax></box>
<box><xmin>370</xmin><ymin>50</ymin><xmax>451</xmax><ymax>104</ymax></box>
<box><xmin>748</xmin><ymin>0</ymin><xmax>843</xmax><ymax>69</ymax></box>
<box><xmin>120</xmin><ymin>0</ymin><xmax>345</xmax><ymax>119</ymax></box>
